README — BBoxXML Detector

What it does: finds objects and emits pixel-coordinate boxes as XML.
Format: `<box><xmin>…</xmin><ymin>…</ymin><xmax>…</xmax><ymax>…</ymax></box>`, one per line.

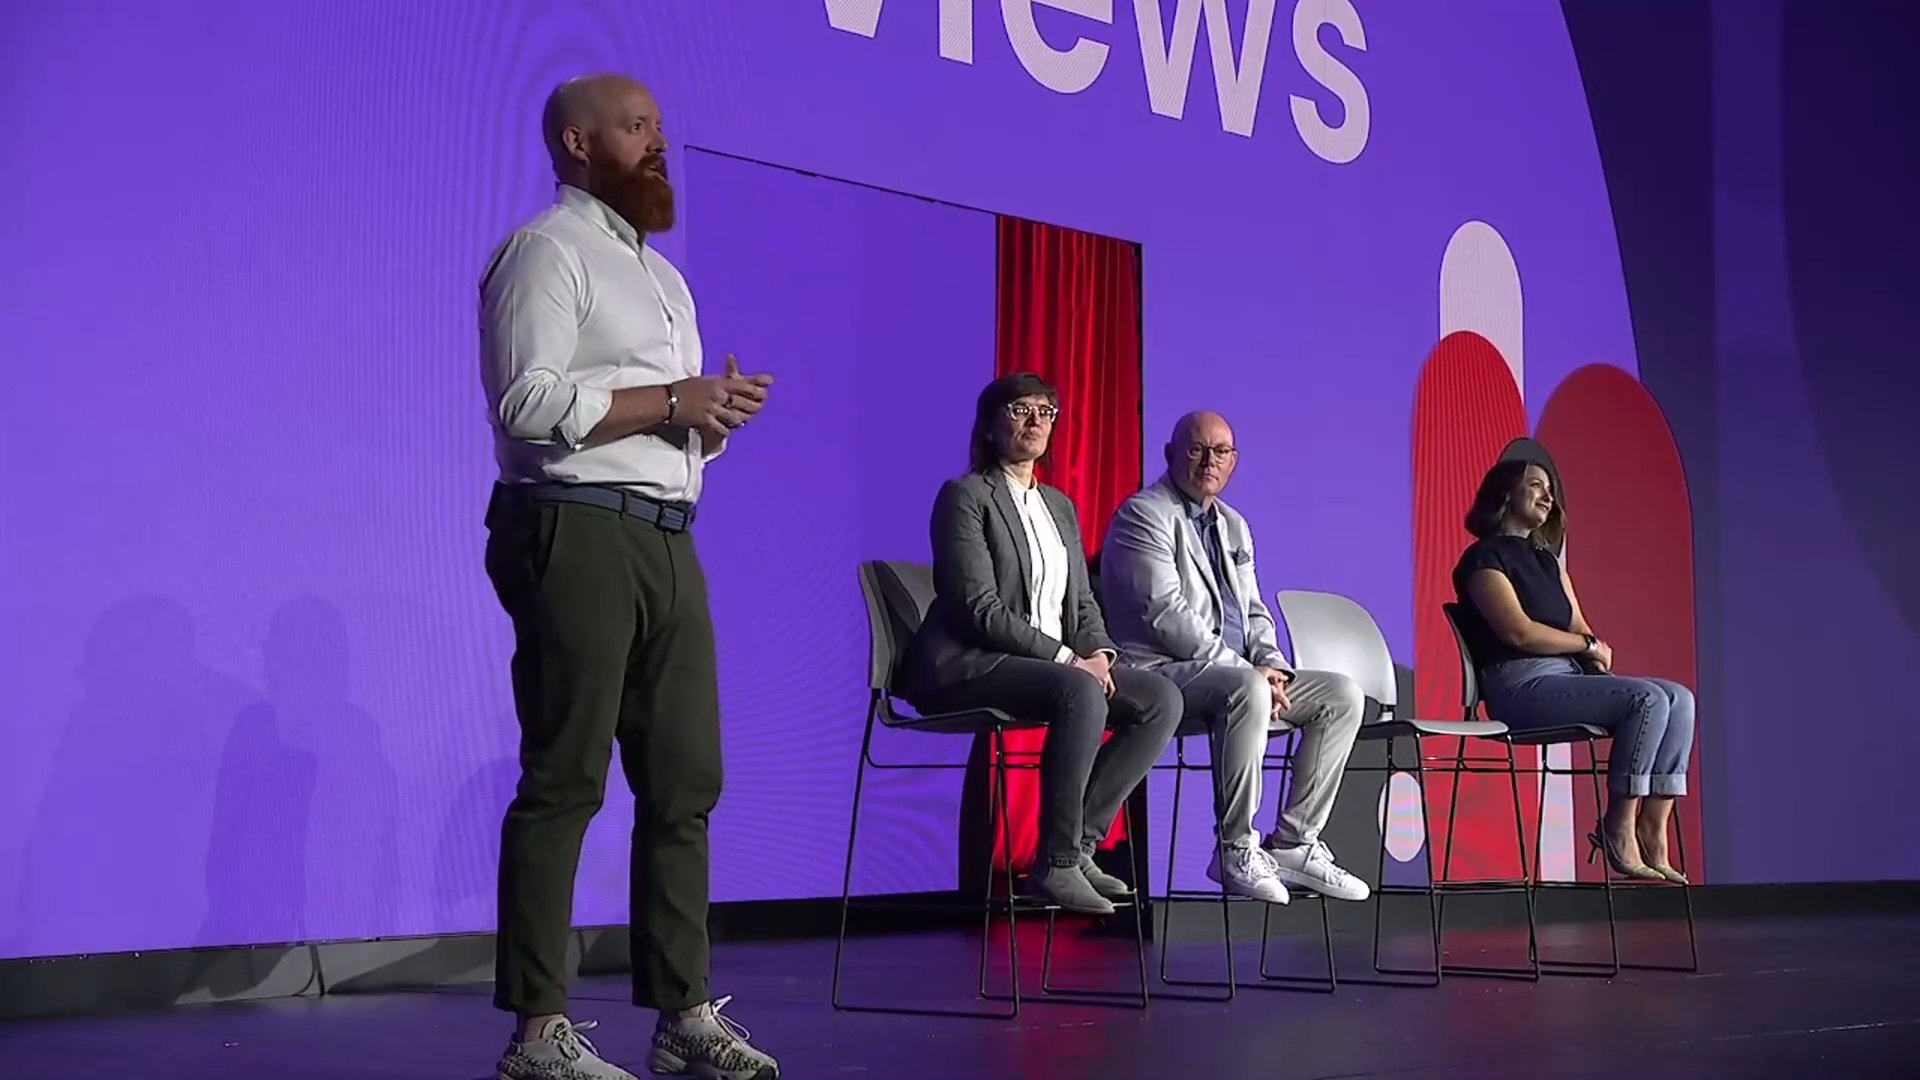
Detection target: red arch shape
<box><xmin>1537</xmin><ymin>364</ymin><xmax>1705</xmax><ymax>881</ymax></box>
<box><xmin>1411</xmin><ymin>332</ymin><xmax>1534</xmax><ymax>881</ymax></box>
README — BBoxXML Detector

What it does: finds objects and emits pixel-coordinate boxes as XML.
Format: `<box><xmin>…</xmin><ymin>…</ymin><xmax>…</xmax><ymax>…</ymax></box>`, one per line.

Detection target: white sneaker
<box><xmin>497</xmin><ymin>1018</ymin><xmax>638</xmax><ymax>1080</ymax></box>
<box><xmin>1265</xmin><ymin>840</ymin><xmax>1371</xmax><ymax>901</ymax></box>
<box><xmin>1204</xmin><ymin>843</ymin><xmax>1290</xmax><ymax>904</ymax></box>
<box><xmin>648</xmin><ymin>996</ymin><xmax>780</xmax><ymax>1080</ymax></box>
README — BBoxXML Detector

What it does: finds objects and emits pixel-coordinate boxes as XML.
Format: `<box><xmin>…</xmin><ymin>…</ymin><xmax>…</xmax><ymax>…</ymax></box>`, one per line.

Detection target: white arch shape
<box><xmin>1440</xmin><ymin>221</ymin><xmax>1524</xmax><ymax>395</ymax></box>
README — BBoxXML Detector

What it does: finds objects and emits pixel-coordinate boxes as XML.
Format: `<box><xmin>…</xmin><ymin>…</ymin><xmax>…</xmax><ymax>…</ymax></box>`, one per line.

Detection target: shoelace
<box><xmin>1302</xmin><ymin>842</ymin><xmax>1356</xmax><ymax>882</ymax></box>
<box><xmin>548</xmin><ymin>1019</ymin><xmax>602</xmax><ymax>1063</ymax></box>
<box><xmin>1236</xmin><ymin>846</ymin><xmax>1280</xmax><ymax>879</ymax></box>
<box><xmin>701</xmin><ymin>995</ymin><xmax>753</xmax><ymax>1045</ymax></box>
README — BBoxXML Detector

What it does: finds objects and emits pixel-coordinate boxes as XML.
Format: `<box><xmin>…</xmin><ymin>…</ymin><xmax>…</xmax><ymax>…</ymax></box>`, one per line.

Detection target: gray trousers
<box><xmin>1162</xmin><ymin>663</ymin><xmax>1366</xmax><ymax>849</ymax></box>
<box><xmin>911</xmin><ymin>657</ymin><xmax>1184</xmax><ymax>867</ymax></box>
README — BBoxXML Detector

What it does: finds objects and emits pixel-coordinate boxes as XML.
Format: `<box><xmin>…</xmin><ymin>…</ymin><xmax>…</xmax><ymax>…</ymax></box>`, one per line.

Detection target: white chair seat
<box><xmin>1357</xmin><ymin>718</ymin><xmax>1509</xmax><ymax>740</ymax></box>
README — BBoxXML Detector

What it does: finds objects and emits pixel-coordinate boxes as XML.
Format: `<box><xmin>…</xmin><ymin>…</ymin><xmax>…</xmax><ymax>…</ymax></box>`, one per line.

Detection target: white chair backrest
<box><xmin>1275</xmin><ymin>590</ymin><xmax>1398</xmax><ymax>710</ymax></box>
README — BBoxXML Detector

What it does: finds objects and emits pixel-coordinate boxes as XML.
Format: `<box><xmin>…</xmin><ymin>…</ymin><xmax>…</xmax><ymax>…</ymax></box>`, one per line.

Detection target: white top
<box><xmin>479</xmin><ymin>186</ymin><xmax>720</xmax><ymax>502</ymax></box>
<box><xmin>1004</xmin><ymin>470</ymin><xmax>1074</xmax><ymax>664</ymax></box>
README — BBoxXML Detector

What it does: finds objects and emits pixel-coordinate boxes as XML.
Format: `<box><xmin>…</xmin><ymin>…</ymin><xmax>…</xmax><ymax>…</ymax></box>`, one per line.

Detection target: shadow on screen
<box><xmin>9</xmin><ymin>597</ymin><xmax>255</xmax><ymax>959</ymax></box>
<box><xmin>204</xmin><ymin>597</ymin><xmax>402</xmax><ymax>946</ymax></box>
<box><xmin>434</xmin><ymin>748</ymin><xmax>519</xmax><ymax>931</ymax></box>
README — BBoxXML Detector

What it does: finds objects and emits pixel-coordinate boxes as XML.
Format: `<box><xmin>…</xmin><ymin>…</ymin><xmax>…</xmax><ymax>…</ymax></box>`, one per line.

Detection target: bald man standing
<box><xmin>479</xmin><ymin>75</ymin><xmax>779</xmax><ymax>1080</ymax></box>
<box><xmin>1100</xmin><ymin>413</ymin><xmax>1370</xmax><ymax>907</ymax></box>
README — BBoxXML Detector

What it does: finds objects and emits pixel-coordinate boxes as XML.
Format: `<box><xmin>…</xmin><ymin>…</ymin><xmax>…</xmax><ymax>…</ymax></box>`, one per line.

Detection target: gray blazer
<box><xmin>901</xmin><ymin>470</ymin><xmax>1118</xmax><ymax>700</ymax></box>
<box><xmin>1099</xmin><ymin>476</ymin><xmax>1290</xmax><ymax>677</ymax></box>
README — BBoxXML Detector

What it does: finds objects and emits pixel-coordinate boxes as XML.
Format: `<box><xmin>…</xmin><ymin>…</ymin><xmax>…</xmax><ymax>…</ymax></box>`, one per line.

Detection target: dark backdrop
<box><xmin>1563</xmin><ymin>0</ymin><xmax>1920</xmax><ymax>882</ymax></box>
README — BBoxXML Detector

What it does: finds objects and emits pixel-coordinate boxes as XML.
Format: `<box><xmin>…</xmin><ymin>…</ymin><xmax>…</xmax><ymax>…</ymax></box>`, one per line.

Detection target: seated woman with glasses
<box><xmin>900</xmin><ymin>372</ymin><xmax>1182</xmax><ymax>915</ymax></box>
<box><xmin>1451</xmin><ymin>459</ymin><xmax>1695</xmax><ymax>883</ymax></box>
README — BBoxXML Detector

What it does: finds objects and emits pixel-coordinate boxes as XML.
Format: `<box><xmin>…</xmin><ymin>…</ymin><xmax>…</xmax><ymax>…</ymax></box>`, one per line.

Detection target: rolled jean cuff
<box><xmin>1610</xmin><ymin>775</ymin><xmax>1652</xmax><ymax>797</ymax></box>
<box><xmin>1648</xmin><ymin>774</ymin><xmax>1688</xmax><ymax>797</ymax></box>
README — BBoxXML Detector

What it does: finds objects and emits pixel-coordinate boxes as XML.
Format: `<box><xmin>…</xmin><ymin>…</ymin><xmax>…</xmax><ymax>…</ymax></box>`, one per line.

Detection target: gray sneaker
<box><xmin>497</xmin><ymin>1018</ymin><xmax>638</xmax><ymax>1080</ymax></box>
<box><xmin>1077</xmin><ymin>854</ymin><xmax>1134</xmax><ymax>900</ymax></box>
<box><xmin>647</xmin><ymin>996</ymin><xmax>779</xmax><ymax>1080</ymax></box>
<box><xmin>1024</xmin><ymin>863</ymin><xmax>1116</xmax><ymax>915</ymax></box>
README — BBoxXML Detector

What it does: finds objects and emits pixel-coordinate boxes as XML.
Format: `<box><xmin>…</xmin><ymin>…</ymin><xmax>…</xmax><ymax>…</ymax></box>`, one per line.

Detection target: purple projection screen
<box><xmin>0</xmin><ymin>0</ymin><xmax>1639</xmax><ymax>956</ymax></box>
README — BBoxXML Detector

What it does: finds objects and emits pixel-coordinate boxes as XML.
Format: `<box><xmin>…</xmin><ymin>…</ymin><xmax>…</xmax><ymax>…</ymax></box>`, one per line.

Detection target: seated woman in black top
<box><xmin>1451</xmin><ymin>460</ymin><xmax>1695</xmax><ymax>883</ymax></box>
<box><xmin>901</xmin><ymin>373</ymin><xmax>1182</xmax><ymax>915</ymax></box>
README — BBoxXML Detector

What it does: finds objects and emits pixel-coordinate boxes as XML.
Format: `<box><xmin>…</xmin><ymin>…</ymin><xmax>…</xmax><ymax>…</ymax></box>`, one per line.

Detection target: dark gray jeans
<box><xmin>1480</xmin><ymin>657</ymin><xmax>1696</xmax><ymax>797</ymax></box>
<box><xmin>913</xmin><ymin>657</ymin><xmax>1182</xmax><ymax>867</ymax></box>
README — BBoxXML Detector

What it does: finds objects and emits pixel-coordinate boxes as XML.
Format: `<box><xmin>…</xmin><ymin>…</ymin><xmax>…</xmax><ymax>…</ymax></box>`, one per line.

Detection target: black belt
<box><xmin>504</xmin><ymin>483</ymin><xmax>696</xmax><ymax>532</ymax></box>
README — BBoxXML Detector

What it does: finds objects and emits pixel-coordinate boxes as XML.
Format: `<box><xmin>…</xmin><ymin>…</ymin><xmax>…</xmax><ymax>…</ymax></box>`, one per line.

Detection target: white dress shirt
<box><xmin>480</xmin><ymin>185</ymin><xmax>720</xmax><ymax>502</ymax></box>
<box><xmin>1004</xmin><ymin>470</ymin><xmax>1075</xmax><ymax>664</ymax></box>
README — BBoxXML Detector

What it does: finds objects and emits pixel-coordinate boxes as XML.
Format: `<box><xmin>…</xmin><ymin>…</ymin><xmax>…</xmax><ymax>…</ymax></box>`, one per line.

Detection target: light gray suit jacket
<box><xmin>901</xmin><ymin>470</ymin><xmax>1117</xmax><ymax>701</ymax></box>
<box><xmin>1099</xmin><ymin>477</ymin><xmax>1290</xmax><ymax>679</ymax></box>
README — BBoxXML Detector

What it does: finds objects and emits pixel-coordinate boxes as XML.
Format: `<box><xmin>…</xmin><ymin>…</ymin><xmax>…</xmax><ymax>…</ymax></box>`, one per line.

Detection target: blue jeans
<box><xmin>1479</xmin><ymin>658</ymin><xmax>1696</xmax><ymax>797</ymax></box>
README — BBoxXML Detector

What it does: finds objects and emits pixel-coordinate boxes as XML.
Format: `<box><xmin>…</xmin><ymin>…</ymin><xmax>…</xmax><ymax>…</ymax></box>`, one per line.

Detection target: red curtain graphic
<box><xmin>1411</xmin><ymin>332</ymin><xmax>1537</xmax><ymax>881</ymax></box>
<box><xmin>1538</xmin><ymin>365</ymin><xmax>1704</xmax><ymax>882</ymax></box>
<box><xmin>983</xmin><ymin>216</ymin><xmax>1144</xmax><ymax>873</ymax></box>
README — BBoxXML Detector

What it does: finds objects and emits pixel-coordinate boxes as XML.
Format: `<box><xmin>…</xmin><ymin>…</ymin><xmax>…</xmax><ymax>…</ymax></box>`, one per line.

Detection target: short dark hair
<box><xmin>1463</xmin><ymin>458</ymin><xmax>1567</xmax><ymax>548</ymax></box>
<box><xmin>968</xmin><ymin>372</ymin><xmax>1058</xmax><ymax>473</ymax></box>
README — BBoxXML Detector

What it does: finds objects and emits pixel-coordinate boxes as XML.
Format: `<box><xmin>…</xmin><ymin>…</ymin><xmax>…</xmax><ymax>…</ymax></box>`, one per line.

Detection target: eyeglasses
<box><xmin>1184</xmin><ymin>444</ymin><xmax>1237</xmax><ymax>461</ymax></box>
<box><xmin>1007</xmin><ymin>403</ymin><xmax>1060</xmax><ymax>422</ymax></box>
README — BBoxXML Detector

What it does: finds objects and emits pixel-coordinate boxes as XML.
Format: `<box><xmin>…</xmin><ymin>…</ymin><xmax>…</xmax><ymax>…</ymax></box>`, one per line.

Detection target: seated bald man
<box><xmin>1099</xmin><ymin>412</ymin><xmax>1369</xmax><ymax>904</ymax></box>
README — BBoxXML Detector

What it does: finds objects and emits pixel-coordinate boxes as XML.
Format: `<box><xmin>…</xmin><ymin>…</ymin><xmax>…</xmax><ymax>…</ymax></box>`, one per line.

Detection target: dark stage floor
<box><xmin>9</xmin><ymin>913</ymin><xmax>1919</xmax><ymax>1078</ymax></box>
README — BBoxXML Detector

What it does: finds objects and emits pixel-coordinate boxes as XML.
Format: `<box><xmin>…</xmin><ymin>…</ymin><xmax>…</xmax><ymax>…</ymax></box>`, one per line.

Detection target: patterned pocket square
<box><xmin>1231</xmin><ymin>549</ymin><xmax>1251</xmax><ymax>565</ymax></box>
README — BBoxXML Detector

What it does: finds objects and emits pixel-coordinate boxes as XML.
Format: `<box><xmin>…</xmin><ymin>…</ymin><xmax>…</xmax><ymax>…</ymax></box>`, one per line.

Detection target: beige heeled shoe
<box><xmin>1647</xmin><ymin>863</ymin><xmax>1689</xmax><ymax>884</ymax></box>
<box><xmin>1586</xmin><ymin>825</ymin><xmax>1667</xmax><ymax>881</ymax></box>
<box><xmin>1635</xmin><ymin>829</ymin><xmax>1690</xmax><ymax>884</ymax></box>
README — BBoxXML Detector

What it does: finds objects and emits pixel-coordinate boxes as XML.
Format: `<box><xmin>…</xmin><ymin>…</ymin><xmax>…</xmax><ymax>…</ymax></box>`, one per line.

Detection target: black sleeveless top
<box><xmin>1450</xmin><ymin>535</ymin><xmax>1574</xmax><ymax>669</ymax></box>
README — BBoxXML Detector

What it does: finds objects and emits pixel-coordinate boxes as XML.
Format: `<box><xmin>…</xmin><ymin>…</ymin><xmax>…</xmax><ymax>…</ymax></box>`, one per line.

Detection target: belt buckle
<box><xmin>656</xmin><ymin>503</ymin><xmax>690</xmax><ymax>532</ymax></box>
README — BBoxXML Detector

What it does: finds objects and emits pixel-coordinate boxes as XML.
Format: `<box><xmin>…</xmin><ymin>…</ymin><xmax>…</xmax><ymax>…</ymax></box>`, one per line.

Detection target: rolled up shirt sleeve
<box><xmin>480</xmin><ymin>231</ymin><xmax>612</xmax><ymax>448</ymax></box>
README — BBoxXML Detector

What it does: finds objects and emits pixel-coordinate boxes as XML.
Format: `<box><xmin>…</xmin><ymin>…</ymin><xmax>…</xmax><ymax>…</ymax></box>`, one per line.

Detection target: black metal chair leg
<box><xmin>838</xmin><ymin>713</ymin><xmax>1026</xmax><ymax>1019</ymax></box>
<box><xmin>1538</xmin><ymin>739</ymin><xmax>1620</xmax><ymax>979</ymax></box>
<box><xmin>1252</xmin><ymin>740</ymin><xmax>1335</xmax><ymax>993</ymax></box>
<box><xmin>1127</xmin><ymin>796</ymin><xmax>1152</xmax><ymax>1009</ymax></box>
<box><xmin>1510</xmin><ymin>742</ymin><xmax>1543</xmax><ymax>976</ymax></box>
<box><xmin>1418</xmin><ymin>751</ymin><xmax>1444</xmax><ymax>977</ymax></box>
<box><xmin>1027</xmin><ymin>772</ymin><xmax>1148</xmax><ymax>1010</ymax></box>
<box><xmin>1432</xmin><ymin>738</ymin><xmax>1538</xmax><ymax>982</ymax></box>
<box><xmin>976</xmin><ymin>733</ymin><xmax>1027</xmax><ymax>1013</ymax></box>
<box><xmin>1156</xmin><ymin>739</ymin><xmax>1237</xmax><ymax>1000</ymax></box>
<box><xmin>831</xmin><ymin>704</ymin><xmax>877</xmax><ymax>1010</ymax></box>
<box><xmin>1671</xmin><ymin>805</ymin><xmax>1700</xmax><ymax>972</ymax></box>
<box><xmin>976</xmin><ymin>744</ymin><xmax>998</xmax><ymax>1004</ymax></box>
<box><xmin>1040</xmin><ymin>910</ymin><xmax>1057</xmax><ymax>991</ymax></box>
<box><xmin>1369</xmin><ymin>739</ymin><xmax>1391</xmax><ymax>974</ymax></box>
<box><xmin>1595</xmin><ymin>743</ymin><xmax>1621</xmax><ymax>974</ymax></box>
<box><xmin>1365</xmin><ymin>735</ymin><xmax>1443</xmax><ymax>986</ymax></box>
<box><xmin>1436</xmin><ymin>736</ymin><xmax>1465</xmax><ymax>945</ymax></box>
<box><xmin>996</xmin><ymin>735</ymin><xmax>1023</xmax><ymax>1013</ymax></box>
<box><xmin>1156</xmin><ymin>754</ymin><xmax>1183</xmax><ymax>985</ymax></box>
<box><xmin>1610</xmin><ymin>797</ymin><xmax>1700</xmax><ymax>974</ymax></box>
<box><xmin>1253</xmin><ymin>891</ymin><xmax>1336</xmax><ymax>993</ymax></box>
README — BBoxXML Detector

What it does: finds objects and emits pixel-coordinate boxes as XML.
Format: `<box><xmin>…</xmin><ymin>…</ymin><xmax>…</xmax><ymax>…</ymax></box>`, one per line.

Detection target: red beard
<box><xmin>588</xmin><ymin>154</ymin><xmax>675</xmax><ymax>234</ymax></box>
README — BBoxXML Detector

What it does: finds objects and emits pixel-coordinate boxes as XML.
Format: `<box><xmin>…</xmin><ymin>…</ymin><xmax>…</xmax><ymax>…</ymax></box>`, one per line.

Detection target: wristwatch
<box><xmin>664</xmin><ymin>384</ymin><xmax>680</xmax><ymax>423</ymax></box>
<box><xmin>1581</xmin><ymin>634</ymin><xmax>1600</xmax><ymax>658</ymax></box>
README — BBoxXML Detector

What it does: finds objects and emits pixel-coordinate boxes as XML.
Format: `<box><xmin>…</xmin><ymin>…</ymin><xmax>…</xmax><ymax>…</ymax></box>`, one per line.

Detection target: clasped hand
<box><xmin>671</xmin><ymin>354</ymin><xmax>774</xmax><ymax>443</ymax></box>
<box><xmin>1070</xmin><ymin>651</ymin><xmax>1115</xmax><ymax>696</ymax></box>
<box><xmin>1581</xmin><ymin>639</ymin><xmax>1615</xmax><ymax>674</ymax></box>
<box><xmin>1257</xmin><ymin>665</ymin><xmax>1291</xmax><ymax>718</ymax></box>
